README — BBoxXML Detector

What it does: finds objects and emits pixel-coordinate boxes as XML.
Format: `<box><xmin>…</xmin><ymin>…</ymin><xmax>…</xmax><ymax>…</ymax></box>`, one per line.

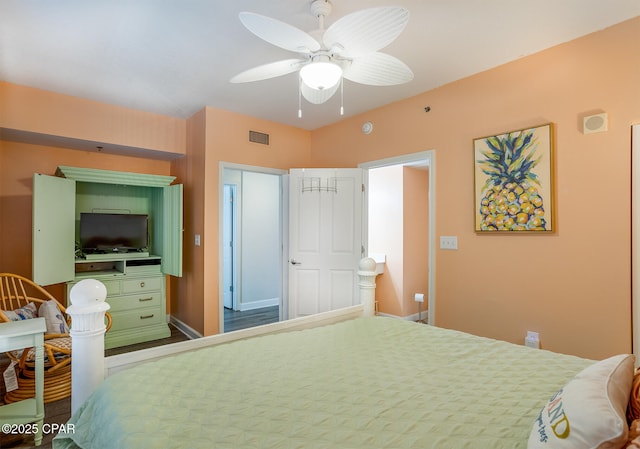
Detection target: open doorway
<box><xmin>220</xmin><ymin>164</ymin><xmax>286</xmax><ymax>332</ymax></box>
<box><xmin>360</xmin><ymin>150</ymin><xmax>436</xmax><ymax>325</ymax></box>
<box><xmin>219</xmin><ymin>151</ymin><xmax>435</xmax><ymax>332</ymax></box>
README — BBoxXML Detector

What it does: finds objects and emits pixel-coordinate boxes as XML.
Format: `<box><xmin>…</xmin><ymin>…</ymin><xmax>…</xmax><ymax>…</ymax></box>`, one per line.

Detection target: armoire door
<box><xmin>32</xmin><ymin>174</ymin><xmax>75</xmax><ymax>286</ymax></box>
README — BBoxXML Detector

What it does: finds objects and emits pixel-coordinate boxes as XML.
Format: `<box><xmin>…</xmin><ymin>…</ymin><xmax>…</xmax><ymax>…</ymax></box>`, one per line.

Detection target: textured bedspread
<box><xmin>53</xmin><ymin>316</ymin><xmax>592</xmax><ymax>449</ymax></box>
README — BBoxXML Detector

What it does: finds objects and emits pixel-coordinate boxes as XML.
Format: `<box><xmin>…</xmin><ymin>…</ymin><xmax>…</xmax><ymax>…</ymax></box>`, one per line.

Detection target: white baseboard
<box><xmin>377</xmin><ymin>311</ymin><xmax>429</xmax><ymax>324</ymax></box>
<box><xmin>169</xmin><ymin>315</ymin><xmax>202</xmax><ymax>339</ymax></box>
<box><xmin>167</xmin><ymin>298</ymin><xmax>279</xmax><ymax>340</ymax></box>
<box><xmin>238</xmin><ymin>297</ymin><xmax>279</xmax><ymax>312</ymax></box>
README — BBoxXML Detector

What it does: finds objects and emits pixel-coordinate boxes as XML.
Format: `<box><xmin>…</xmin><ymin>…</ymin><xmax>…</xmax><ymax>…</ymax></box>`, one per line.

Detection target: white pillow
<box><xmin>528</xmin><ymin>354</ymin><xmax>634</xmax><ymax>449</ymax></box>
<box><xmin>3</xmin><ymin>302</ymin><xmax>38</xmax><ymax>321</ymax></box>
<box><xmin>38</xmin><ymin>300</ymin><xmax>69</xmax><ymax>334</ymax></box>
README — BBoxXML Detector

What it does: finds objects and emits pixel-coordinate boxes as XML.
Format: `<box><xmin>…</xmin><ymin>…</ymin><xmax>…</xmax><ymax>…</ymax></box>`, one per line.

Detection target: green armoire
<box><xmin>32</xmin><ymin>166</ymin><xmax>183</xmax><ymax>349</ymax></box>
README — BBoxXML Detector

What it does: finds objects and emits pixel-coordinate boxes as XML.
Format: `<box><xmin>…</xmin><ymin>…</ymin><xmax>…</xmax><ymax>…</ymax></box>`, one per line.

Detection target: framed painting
<box><xmin>474</xmin><ymin>123</ymin><xmax>554</xmax><ymax>232</ymax></box>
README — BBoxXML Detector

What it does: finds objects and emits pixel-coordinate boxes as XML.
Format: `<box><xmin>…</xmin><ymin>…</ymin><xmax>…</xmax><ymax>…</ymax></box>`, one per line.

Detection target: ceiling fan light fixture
<box><xmin>300</xmin><ymin>61</ymin><xmax>342</xmax><ymax>90</ymax></box>
<box><xmin>234</xmin><ymin>3</ymin><xmax>413</xmax><ymax>119</ymax></box>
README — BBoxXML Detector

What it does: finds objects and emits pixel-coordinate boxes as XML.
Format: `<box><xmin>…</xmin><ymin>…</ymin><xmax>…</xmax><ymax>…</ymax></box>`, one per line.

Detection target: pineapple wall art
<box><xmin>474</xmin><ymin>123</ymin><xmax>554</xmax><ymax>232</ymax></box>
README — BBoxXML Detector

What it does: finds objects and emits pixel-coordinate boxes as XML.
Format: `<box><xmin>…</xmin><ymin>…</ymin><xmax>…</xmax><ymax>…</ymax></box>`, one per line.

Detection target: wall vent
<box><xmin>249</xmin><ymin>130</ymin><xmax>270</xmax><ymax>145</ymax></box>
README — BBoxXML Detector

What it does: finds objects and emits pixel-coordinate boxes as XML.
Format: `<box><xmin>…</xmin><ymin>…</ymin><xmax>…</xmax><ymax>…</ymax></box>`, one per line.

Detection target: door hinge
<box><xmin>229</xmin><ymin>285</ymin><xmax>234</xmax><ymax>292</ymax></box>
<box><xmin>361</xmin><ymin>183</ymin><xmax>365</xmax><ymax>192</ymax></box>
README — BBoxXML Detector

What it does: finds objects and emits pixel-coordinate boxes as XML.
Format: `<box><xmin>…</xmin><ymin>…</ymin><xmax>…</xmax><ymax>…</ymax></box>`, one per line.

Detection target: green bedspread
<box><xmin>53</xmin><ymin>316</ymin><xmax>592</xmax><ymax>449</ymax></box>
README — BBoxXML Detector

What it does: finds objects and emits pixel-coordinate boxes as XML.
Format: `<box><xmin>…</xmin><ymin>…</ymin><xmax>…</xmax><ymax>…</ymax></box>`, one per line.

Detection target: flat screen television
<box><xmin>80</xmin><ymin>213</ymin><xmax>148</xmax><ymax>254</ymax></box>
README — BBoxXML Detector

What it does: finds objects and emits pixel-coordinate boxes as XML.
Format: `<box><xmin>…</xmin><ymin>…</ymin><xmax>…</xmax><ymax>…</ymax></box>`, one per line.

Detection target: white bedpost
<box><xmin>66</xmin><ymin>279</ymin><xmax>110</xmax><ymax>414</ymax></box>
<box><xmin>358</xmin><ymin>257</ymin><xmax>377</xmax><ymax>316</ymax></box>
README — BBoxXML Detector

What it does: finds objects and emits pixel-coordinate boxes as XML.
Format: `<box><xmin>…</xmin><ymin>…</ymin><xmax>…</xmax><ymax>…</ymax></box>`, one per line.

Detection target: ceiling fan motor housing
<box><xmin>310</xmin><ymin>0</ymin><xmax>332</xmax><ymax>19</ymax></box>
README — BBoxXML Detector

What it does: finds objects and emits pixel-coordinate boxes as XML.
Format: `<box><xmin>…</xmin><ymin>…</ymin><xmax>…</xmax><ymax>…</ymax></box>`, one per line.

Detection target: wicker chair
<box><xmin>0</xmin><ymin>273</ymin><xmax>111</xmax><ymax>403</ymax></box>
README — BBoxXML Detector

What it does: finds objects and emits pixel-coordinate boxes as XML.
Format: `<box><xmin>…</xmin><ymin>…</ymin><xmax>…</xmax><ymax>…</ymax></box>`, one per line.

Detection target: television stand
<box><xmin>83</xmin><ymin>252</ymin><xmax>150</xmax><ymax>261</ymax></box>
<box><xmin>70</xmin><ymin>255</ymin><xmax>169</xmax><ymax>349</ymax></box>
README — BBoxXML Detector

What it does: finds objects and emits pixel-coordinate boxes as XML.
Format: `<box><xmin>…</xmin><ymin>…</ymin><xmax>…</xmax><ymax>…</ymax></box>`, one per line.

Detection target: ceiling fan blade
<box><xmin>323</xmin><ymin>7</ymin><xmax>409</xmax><ymax>57</ymax></box>
<box><xmin>301</xmin><ymin>81</ymin><xmax>340</xmax><ymax>104</ymax></box>
<box><xmin>343</xmin><ymin>52</ymin><xmax>413</xmax><ymax>86</ymax></box>
<box><xmin>230</xmin><ymin>59</ymin><xmax>306</xmax><ymax>83</ymax></box>
<box><xmin>239</xmin><ymin>12</ymin><xmax>321</xmax><ymax>53</ymax></box>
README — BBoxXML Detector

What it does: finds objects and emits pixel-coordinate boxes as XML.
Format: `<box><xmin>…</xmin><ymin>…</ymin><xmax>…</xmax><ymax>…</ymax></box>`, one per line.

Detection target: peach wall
<box><xmin>1</xmin><ymin>17</ymin><xmax>638</xmax><ymax>359</ymax></box>
<box><xmin>182</xmin><ymin>106</ymin><xmax>311</xmax><ymax>335</ymax></box>
<box><xmin>368</xmin><ymin>165</ymin><xmax>429</xmax><ymax>318</ymax></box>
<box><xmin>311</xmin><ymin>17</ymin><xmax>640</xmax><ymax>359</ymax></box>
<box><xmin>0</xmin><ymin>140</ymin><xmax>171</xmax><ymax>301</ymax></box>
<box><xmin>0</xmin><ymin>82</ymin><xmax>186</xmax><ymax>156</ymax></box>
<box><xmin>369</xmin><ymin>165</ymin><xmax>403</xmax><ymax>315</ymax></box>
<box><xmin>0</xmin><ymin>82</ymin><xmax>311</xmax><ymax>337</ymax></box>
<box><xmin>403</xmin><ymin>167</ymin><xmax>429</xmax><ymax>318</ymax></box>
<box><xmin>0</xmin><ymin>81</ymin><xmax>180</xmax><ymax>307</ymax></box>
<box><xmin>169</xmin><ymin>109</ymin><xmax>206</xmax><ymax>333</ymax></box>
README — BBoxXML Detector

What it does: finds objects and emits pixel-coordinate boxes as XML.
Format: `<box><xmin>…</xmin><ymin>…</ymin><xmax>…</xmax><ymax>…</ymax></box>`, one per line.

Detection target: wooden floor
<box><xmin>224</xmin><ymin>306</ymin><xmax>280</xmax><ymax>332</ymax></box>
<box><xmin>1</xmin><ymin>308</ymin><xmax>280</xmax><ymax>448</ymax></box>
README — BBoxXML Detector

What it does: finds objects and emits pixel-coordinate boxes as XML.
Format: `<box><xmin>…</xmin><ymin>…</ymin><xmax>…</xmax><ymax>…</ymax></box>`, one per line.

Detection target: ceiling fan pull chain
<box><xmin>298</xmin><ymin>75</ymin><xmax>303</xmax><ymax>118</ymax></box>
<box><xmin>340</xmin><ymin>78</ymin><xmax>344</xmax><ymax>116</ymax></box>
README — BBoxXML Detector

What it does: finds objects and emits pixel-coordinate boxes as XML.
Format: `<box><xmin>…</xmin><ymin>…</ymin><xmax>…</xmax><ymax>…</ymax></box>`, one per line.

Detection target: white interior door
<box><xmin>223</xmin><ymin>184</ymin><xmax>236</xmax><ymax>310</ymax></box>
<box><xmin>288</xmin><ymin>168</ymin><xmax>363</xmax><ymax>318</ymax></box>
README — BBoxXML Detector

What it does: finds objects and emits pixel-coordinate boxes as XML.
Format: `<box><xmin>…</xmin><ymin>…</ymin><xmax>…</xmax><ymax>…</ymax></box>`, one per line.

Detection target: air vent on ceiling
<box><xmin>249</xmin><ymin>130</ymin><xmax>269</xmax><ymax>145</ymax></box>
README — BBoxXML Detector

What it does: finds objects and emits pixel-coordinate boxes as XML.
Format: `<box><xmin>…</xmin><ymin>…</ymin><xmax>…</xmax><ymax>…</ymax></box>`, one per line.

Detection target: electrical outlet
<box><xmin>439</xmin><ymin>236</ymin><xmax>458</xmax><ymax>250</ymax></box>
<box><xmin>525</xmin><ymin>331</ymin><xmax>540</xmax><ymax>349</ymax></box>
<box><xmin>414</xmin><ymin>293</ymin><xmax>424</xmax><ymax>303</ymax></box>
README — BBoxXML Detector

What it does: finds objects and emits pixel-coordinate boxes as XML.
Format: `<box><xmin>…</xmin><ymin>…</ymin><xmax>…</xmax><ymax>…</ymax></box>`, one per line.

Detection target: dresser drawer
<box><xmin>122</xmin><ymin>276</ymin><xmax>163</xmax><ymax>294</ymax></box>
<box><xmin>101</xmin><ymin>279</ymin><xmax>121</xmax><ymax>296</ymax></box>
<box><xmin>69</xmin><ymin>264</ymin><xmax>170</xmax><ymax>349</ymax></box>
<box><xmin>66</xmin><ymin>278</ymin><xmax>121</xmax><ymax>300</ymax></box>
<box><xmin>109</xmin><ymin>307</ymin><xmax>165</xmax><ymax>332</ymax></box>
<box><xmin>107</xmin><ymin>292</ymin><xmax>162</xmax><ymax>313</ymax></box>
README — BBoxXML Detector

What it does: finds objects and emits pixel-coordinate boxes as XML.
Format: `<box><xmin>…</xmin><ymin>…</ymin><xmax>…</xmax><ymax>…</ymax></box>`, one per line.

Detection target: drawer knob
<box><xmin>140</xmin><ymin>314</ymin><xmax>154</xmax><ymax>320</ymax></box>
<box><xmin>140</xmin><ymin>281</ymin><xmax>145</xmax><ymax>288</ymax></box>
<box><xmin>139</xmin><ymin>297</ymin><xmax>153</xmax><ymax>302</ymax></box>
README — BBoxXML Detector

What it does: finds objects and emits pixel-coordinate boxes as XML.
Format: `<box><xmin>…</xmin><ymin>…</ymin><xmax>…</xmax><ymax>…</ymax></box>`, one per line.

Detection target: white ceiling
<box><xmin>1</xmin><ymin>1</ymin><xmax>639</xmax><ymax>131</ymax></box>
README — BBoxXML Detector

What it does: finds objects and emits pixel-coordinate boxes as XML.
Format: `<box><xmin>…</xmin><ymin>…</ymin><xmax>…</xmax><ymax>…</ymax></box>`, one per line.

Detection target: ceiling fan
<box><xmin>230</xmin><ymin>0</ymin><xmax>414</xmax><ymax>113</ymax></box>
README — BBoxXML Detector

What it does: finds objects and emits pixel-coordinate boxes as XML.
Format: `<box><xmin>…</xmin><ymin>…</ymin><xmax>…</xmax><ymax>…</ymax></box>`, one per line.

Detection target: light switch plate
<box><xmin>440</xmin><ymin>236</ymin><xmax>458</xmax><ymax>250</ymax></box>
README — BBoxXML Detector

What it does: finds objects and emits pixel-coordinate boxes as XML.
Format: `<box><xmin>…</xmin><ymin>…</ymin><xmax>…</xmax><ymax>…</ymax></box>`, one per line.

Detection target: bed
<box><xmin>53</xmin><ymin>313</ymin><xmax>637</xmax><ymax>449</ymax></box>
<box><xmin>52</xmin><ymin>260</ymin><xmax>638</xmax><ymax>449</ymax></box>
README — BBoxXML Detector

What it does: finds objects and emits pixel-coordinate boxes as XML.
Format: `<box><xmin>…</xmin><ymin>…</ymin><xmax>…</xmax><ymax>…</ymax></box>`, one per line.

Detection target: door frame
<box><xmin>359</xmin><ymin>150</ymin><xmax>436</xmax><ymax>325</ymax></box>
<box><xmin>218</xmin><ymin>162</ymin><xmax>288</xmax><ymax>333</ymax></box>
<box><xmin>218</xmin><ymin>149</ymin><xmax>436</xmax><ymax>331</ymax></box>
<box><xmin>222</xmin><ymin>183</ymin><xmax>237</xmax><ymax>310</ymax></box>
<box><xmin>632</xmin><ymin>124</ymin><xmax>639</xmax><ymax>363</ymax></box>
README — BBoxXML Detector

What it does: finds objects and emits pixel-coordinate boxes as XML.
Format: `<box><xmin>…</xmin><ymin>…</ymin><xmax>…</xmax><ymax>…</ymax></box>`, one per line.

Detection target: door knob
<box><xmin>290</xmin><ymin>259</ymin><xmax>301</xmax><ymax>265</ymax></box>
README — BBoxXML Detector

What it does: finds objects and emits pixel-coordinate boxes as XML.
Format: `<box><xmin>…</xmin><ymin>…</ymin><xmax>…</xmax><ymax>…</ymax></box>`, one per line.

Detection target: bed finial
<box><xmin>358</xmin><ymin>257</ymin><xmax>377</xmax><ymax>317</ymax></box>
<box><xmin>67</xmin><ymin>279</ymin><xmax>111</xmax><ymax>414</ymax></box>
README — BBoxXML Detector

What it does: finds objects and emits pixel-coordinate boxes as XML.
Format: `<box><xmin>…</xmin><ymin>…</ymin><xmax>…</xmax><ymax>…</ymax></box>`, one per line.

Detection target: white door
<box><xmin>223</xmin><ymin>184</ymin><xmax>236</xmax><ymax>309</ymax></box>
<box><xmin>288</xmin><ymin>168</ymin><xmax>363</xmax><ymax>318</ymax></box>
